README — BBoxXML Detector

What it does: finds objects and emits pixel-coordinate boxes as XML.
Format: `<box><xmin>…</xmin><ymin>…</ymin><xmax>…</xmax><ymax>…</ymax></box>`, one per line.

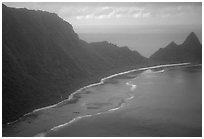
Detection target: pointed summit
<box><xmin>183</xmin><ymin>32</ymin><xmax>200</xmax><ymax>46</ymax></box>
<box><xmin>189</xmin><ymin>32</ymin><xmax>197</xmax><ymax>37</ymax></box>
<box><xmin>165</xmin><ymin>41</ymin><xmax>177</xmax><ymax>49</ymax></box>
<box><xmin>150</xmin><ymin>32</ymin><xmax>202</xmax><ymax>63</ymax></box>
<box><xmin>169</xmin><ymin>41</ymin><xmax>177</xmax><ymax>46</ymax></box>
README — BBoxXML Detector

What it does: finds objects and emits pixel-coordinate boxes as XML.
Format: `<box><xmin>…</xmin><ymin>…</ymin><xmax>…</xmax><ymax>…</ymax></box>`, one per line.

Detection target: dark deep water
<box><xmin>3</xmin><ymin>64</ymin><xmax>202</xmax><ymax>137</ymax></box>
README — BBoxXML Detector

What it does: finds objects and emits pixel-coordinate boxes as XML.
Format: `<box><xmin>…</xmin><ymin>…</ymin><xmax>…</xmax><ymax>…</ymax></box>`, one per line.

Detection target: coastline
<box><xmin>4</xmin><ymin>65</ymin><xmax>140</xmax><ymax>126</ymax></box>
<box><xmin>46</xmin><ymin>64</ymin><xmax>202</xmax><ymax>137</ymax></box>
<box><xmin>42</xmin><ymin>62</ymin><xmax>195</xmax><ymax>137</ymax></box>
<box><xmin>4</xmin><ymin>62</ymin><xmax>190</xmax><ymax>127</ymax></box>
<box><xmin>3</xmin><ymin>62</ymin><xmax>195</xmax><ymax>137</ymax></box>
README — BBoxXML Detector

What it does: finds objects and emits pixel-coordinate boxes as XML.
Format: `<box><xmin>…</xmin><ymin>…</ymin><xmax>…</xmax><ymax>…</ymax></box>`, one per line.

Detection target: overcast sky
<box><xmin>3</xmin><ymin>2</ymin><xmax>202</xmax><ymax>57</ymax></box>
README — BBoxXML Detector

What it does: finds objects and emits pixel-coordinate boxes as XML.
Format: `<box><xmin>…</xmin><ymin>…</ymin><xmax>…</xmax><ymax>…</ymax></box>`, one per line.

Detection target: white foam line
<box><xmin>32</xmin><ymin>62</ymin><xmax>192</xmax><ymax>136</ymax></box>
<box><xmin>54</xmin><ymin>115</ymin><xmax>91</xmax><ymax>130</ymax></box>
<box><xmin>41</xmin><ymin>109</ymin><xmax>115</xmax><ymax>137</ymax></box>
<box><xmin>41</xmin><ymin>93</ymin><xmax>135</xmax><ymax>137</ymax></box>
<box><xmin>37</xmin><ymin>102</ymin><xmax>127</xmax><ymax>136</ymax></box>
<box><xmin>49</xmin><ymin>102</ymin><xmax>125</xmax><ymax>131</ymax></box>
<box><xmin>6</xmin><ymin>62</ymin><xmax>190</xmax><ymax>126</ymax></box>
<box><xmin>108</xmin><ymin>105</ymin><xmax>123</xmax><ymax>112</ymax></box>
<box><xmin>154</xmin><ymin>69</ymin><xmax>165</xmax><ymax>73</ymax></box>
<box><xmin>145</xmin><ymin>69</ymin><xmax>165</xmax><ymax>74</ymax></box>
<box><xmin>126</xmin><ymin>95</ymin><xmax>134</xmax><ymax>100</ymax></box>
<box><xmin>126</xmin><ymin>82</ymin><xmax>137</xmax><ymax>91</ymax></box>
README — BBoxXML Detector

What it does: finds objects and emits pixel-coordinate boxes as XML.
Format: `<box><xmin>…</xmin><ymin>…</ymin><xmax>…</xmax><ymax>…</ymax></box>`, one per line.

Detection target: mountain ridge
<box><xmin>150</xmin><ymin>32</ymin><xmax>202</xmax><ymax>64</ymax></box>
<box><xmin>2</xmin><ymin>4</ymin><xmax>147</xmax><ymax>124</ymax></box>
<box><xmin>2</xmin><ymin>4</ymin><xmax>201</xmax><ymax>125</ymax></box>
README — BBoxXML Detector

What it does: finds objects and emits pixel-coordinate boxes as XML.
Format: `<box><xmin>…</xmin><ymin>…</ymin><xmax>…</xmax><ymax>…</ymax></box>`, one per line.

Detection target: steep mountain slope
<box><xmin>150</xmin><ymin>32</ymin><xmax>202</xmax><ymax>64</ymax></box>
<box><xmin>88</xmin><ymin>41</ymin><xmax>147</xmax><ymax>68</ymax></box>
<box><xmin>2</xmin><ymin>4</ymin><xmax>147</xmax><ymax>124</ymax></box>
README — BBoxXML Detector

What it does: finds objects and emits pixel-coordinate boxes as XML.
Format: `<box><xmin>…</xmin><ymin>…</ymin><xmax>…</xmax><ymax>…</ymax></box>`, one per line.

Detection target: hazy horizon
<box><xmin>4</xmin><ymin>2</ymin><xmax>202</xmax><ymax>57</ymax></box>
<box><xmin>2</xmin><ymin>3</ymin><xmax>202</xmax><ymax>137</ymax></box>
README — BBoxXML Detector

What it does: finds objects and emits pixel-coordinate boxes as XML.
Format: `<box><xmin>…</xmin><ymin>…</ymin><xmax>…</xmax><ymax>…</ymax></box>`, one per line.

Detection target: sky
<box><xmin>3</xmin><ymin>2</ymin><xmax>202</xmax><ymax>57</ymax></box>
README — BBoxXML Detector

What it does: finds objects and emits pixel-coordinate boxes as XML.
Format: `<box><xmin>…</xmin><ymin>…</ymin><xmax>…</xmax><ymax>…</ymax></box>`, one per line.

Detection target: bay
<box><xmin>47</xmin><ymin>64</ymin><xmax>202</xmax><ymax>137</ymax></box>
<box><xmin>3</xmin><ymin>64</ymin><xmax>201</xmax><ymax>137</ymax></box>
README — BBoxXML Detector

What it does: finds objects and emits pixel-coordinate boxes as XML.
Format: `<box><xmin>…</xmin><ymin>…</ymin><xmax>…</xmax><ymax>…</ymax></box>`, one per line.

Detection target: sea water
<box><xmin>3</xmin><ymin>63</ymin><xmax>201</xmax><ymax>137</ymax></box>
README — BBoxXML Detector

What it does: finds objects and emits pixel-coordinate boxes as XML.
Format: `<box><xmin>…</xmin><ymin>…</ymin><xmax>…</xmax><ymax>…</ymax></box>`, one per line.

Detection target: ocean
<box><xmin>3</xmin><ymin>63</ymin><xmax>202</xmax><ymax>137</ymax></box>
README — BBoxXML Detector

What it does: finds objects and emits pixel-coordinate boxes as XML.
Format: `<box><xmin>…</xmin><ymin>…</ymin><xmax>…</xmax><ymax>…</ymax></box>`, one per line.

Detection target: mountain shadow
<box><xmin>150</xmin><ymin>32</ymin><xmax>202</xmax><ymax>64</ymax></box>
<box><xmin>2</xmin><ymin>4</ymin><xmax>147</xmax><ymax>124</ymax></box>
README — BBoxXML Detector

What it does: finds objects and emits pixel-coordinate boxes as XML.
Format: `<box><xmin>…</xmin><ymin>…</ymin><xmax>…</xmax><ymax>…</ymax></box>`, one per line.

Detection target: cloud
<box><xmin>142</xmin><ymin>12</ymin><xmax>151</xmax><ymax>18</ymax></box>
<box><xmin>4</xmin><ymin>2</ymin><xmax>201</xmax><ymax>24</ymax></box>
<box><xmin>8</xmin><ymin>2</ymin><xmax>198</xmax><ymax>21</ymax></box>
<box><xmin>64</xmin><ymin>6</ymin><xmax>152</xmax><ymax>20</ymax></box>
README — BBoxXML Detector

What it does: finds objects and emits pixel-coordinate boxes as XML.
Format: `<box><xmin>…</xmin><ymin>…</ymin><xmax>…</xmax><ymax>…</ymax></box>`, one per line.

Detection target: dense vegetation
<box><xmin>2</xmin><ymin>4</ymin><xmax>201</xmax><ymax>124</ymax></box>
<box><xmin>2</xmin><ymin>4</ymin><xmax>147</xmax><ymax>124</ymax></box>
<box><xmin>150</xmin><ymin>32</ymin><xmax>202</xmax><ymax>64</ymax></box>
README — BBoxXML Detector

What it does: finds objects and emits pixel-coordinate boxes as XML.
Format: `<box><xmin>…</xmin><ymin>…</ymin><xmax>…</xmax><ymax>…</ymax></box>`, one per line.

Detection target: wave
<box><xmin>6</xmin><ymin>62</ymin><xmax>191</xmax><ymax>132</ymax></box>
<box><xmin>38</xmin><ymin>96</ymin><xmax>130</xmax><ymax>137</ymax></box>
<box><xmin>126</xmin><ymin>82</ymin><xmax>137</xmax><ymax>91</ymax></box>
<box><xmin>154</xmin><ymin>69</ymin><xmax>165</xmax><ymax>73</ymax></box>
<box><xmin>39</xmin><ymin>80</ymin><xmax>138</xmax><ymax>136</ymax></box>
<box><xmin>144</xmin><ymin>69</ymin><xmax>165</xmax><ymax>74</ymax></box>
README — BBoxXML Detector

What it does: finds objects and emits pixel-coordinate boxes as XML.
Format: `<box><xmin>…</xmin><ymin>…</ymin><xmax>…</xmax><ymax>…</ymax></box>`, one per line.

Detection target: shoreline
<box><xmin>42</xmin><ymin>62</ymin><xmax>193</xmax><ymax>137</ymax></box>
<box><xmin>4</xmin><ymin>62</ymin><xmax>191</xmax><ymax>127</ymax></box>
<box><xmin>46</xmin><ymin>64</ymin><xmax>202</xmax><ymax>137</ymax></box>
<box><xmin>37</xmin><ymin>83</ymin><xmax>136</xmax><ymax>137</ymax></box>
